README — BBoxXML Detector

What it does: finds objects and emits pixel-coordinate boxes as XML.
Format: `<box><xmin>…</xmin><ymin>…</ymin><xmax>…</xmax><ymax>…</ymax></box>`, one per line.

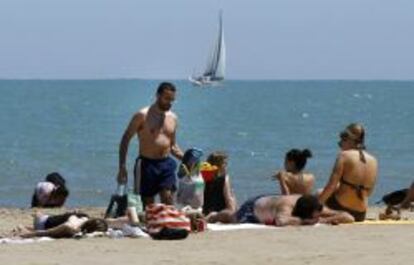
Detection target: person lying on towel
<box><xmin>206</xmin><ymin>194</ymin><xmax>354</xmax><ymax>226</ymax></box>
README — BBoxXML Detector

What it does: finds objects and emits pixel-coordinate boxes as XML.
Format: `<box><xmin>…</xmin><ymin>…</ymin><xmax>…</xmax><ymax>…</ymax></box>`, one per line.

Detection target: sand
<box><xmin>0</xmin><ymin>207</ymin><xmax>413</xmax><ymax>265</ymax></box>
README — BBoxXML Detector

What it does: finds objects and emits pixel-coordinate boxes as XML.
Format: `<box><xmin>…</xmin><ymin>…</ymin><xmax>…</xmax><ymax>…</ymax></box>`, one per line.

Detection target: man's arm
<box><xmin>319</xmin><ymin>207</ymin><xmax>354</xmax><ymax>224</ymax></box>
<box><xmin>318</xmin><ymin>153</ymin><xmax>345</xmax><ymax>203</ymax></box>
<box><xmin>274</xmin><ymin>205</ymin><xmax>302</xmax><ymax>226</ymax></box>
<box><xmin>117</xmin><ymin>113</ymin><xmax>143</xmax><ymax>184</ymax></box>
<box><xmin>275</xmin><ymin>214</ymin><xmax>302</xmax><ymax>226</ymax></box>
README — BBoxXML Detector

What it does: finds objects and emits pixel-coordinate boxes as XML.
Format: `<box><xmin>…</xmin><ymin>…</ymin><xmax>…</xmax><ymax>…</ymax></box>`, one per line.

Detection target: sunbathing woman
<box><xmin>16</xmin><ymin>211</ymin><xmax>108</xmax><ymax>238</ymax></box>
<box><xmin>319</xmin><ymin>123</ymin><xmax>378</xmax><ymax>222</ymax></box>
<box><xmin>14</xmin><ymin>206</ymin><xmax>147</xmax><ymax>239</ymax></box>
<box><xmin>273</xmin><ymin>149</ymin><xmax>315</xmax><ymax>195</ymax></box>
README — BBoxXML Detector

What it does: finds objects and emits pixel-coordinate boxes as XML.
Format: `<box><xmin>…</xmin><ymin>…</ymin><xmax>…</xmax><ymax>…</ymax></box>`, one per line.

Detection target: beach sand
<box><xmin>1</xmin><ymin>207</ymin><xmax>413</xmax><ymax>265</ymax></box>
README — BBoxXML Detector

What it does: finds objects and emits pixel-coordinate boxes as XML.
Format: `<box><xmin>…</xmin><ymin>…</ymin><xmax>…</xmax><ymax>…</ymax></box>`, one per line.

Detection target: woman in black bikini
<box><xmin>319</xmin><ymin>123</ymin><xmax>378</xmax><ymax>222</ymax></box>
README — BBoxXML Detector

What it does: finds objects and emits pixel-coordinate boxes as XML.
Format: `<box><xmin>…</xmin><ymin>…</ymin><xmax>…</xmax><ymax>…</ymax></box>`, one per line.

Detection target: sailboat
<box><xmin>189</xmin><ymin>11</ymin><xmax>226</xmax><ymax>86</ymax></box>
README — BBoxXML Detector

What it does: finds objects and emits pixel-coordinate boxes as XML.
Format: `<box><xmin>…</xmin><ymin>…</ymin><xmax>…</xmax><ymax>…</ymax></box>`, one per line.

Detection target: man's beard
<box><xmin>158</xmin><ymin>103</ymin><xmax>171</xmax><ymax>111</ymax></box>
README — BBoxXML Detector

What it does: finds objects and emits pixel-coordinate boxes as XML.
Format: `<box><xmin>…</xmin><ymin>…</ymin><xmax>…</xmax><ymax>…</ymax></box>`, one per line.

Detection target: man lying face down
<box><xmin>206</xmin><ymin>194</ymin><xmax>354</xmax><ymax>226</ymax></box>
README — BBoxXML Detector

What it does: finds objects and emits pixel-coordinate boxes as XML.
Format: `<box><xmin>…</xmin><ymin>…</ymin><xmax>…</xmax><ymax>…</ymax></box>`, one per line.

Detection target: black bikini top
<box><xmin>340</xmin><ymin>178</ymin><xmax>371</xmax><ymax>199</ymax></box>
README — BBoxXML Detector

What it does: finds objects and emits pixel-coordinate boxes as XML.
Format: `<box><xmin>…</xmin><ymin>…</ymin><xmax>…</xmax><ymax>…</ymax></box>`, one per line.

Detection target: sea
<box><xmin>0</xmin><ymin>79</ymin><xmax>413</xmax><ymax>207</ymax></box>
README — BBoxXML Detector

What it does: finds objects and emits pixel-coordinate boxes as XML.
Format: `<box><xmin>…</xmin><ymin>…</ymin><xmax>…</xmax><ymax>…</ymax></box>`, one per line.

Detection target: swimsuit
<box><xmin>340</xmin><ymin>178</ymin><xmax>371</xmax><ymax>200</ymax></box>
<box><xmin>326</xmin><ymin>195</ymin><xmax>366</xmax><ymax>222</ymax></box>
<box><xmin>134</xmin><ymin>156</ymin><xmax>177</xmax><ymax>197</ymax></box>
<box><xmin>235</xmin><ymin>195</ymin><xmax>266</xmax><ymax>224</ymax></box>
<box><xmin>203</xmin><ymin>175</ymin><xmax>226</xmax><ymax>215</ymax></box>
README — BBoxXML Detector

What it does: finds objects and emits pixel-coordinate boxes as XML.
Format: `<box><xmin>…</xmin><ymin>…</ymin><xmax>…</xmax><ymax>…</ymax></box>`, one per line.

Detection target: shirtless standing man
<box><xmin>319</xmin><ymin>123</ymin><xmax>378</xmax><ymax>222</ymax></box>
<box><xmin>117</xmin><ymin>82</ymin><xmax>184</xmax><ymax>208</ymax></box>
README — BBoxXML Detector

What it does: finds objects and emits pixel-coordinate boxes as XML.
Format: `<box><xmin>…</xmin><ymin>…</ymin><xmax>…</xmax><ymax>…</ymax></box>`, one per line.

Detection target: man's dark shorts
<box><xmin>235</xmin><ymin>195</ymin><xmax>265</xmax><ymax>224</ymax></box>
<box><xmin>134</xmin><ymin>156</ymin><xmax>177</xmax><ymax>197</ymax></box>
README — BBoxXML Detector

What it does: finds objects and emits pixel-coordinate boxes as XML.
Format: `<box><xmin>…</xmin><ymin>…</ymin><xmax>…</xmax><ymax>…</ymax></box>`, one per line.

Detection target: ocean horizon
<box><xmin>0</xmin><ymin>79</ymin><xmax>413</xmax><ymax>207</ymax></box>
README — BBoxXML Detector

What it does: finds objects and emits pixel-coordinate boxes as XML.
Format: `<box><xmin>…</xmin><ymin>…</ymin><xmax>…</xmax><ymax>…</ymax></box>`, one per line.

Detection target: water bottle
<box><xmin>194</xmin><ymin>174</ymin><xmax>205</xmax><ymax>210</ymax></box>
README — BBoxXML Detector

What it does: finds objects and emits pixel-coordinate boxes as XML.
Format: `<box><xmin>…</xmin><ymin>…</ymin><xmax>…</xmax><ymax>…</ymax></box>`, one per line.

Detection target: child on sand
<box><xmin>202</xmin><ymin>151</ymin><xmax>237</xmax><ymax>221</ymax></box>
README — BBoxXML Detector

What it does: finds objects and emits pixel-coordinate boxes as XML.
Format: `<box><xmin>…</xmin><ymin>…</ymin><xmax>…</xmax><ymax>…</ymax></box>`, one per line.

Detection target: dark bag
<box><xmin>377</xmin><ymin>189</ymin><xmax>408</xmax><ymax>206</ymax></box>
<box><xmin>151</xmin><ymin>227</ymin><xmax>189</xmax><ymax>240</ymax></box>
<box><xmin>45</xmin><ymin>172</ymin><xmax>66</xmax><ymax>187</ymax></box>
<box><xmin>104</xmin><ymin>194</ymin><xmax>128</xmax><ymax>218</ymax></box>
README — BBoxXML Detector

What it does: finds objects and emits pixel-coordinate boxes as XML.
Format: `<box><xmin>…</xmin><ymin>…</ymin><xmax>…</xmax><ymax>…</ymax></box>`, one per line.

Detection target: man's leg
<box><xmin>159</xmin><ymin>189</ymin><xmax>174</xmax><ymax>205</ymax></box>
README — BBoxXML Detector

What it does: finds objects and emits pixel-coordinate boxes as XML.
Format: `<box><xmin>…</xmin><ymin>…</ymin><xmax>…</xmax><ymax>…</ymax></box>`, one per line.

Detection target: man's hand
<box><xmin>301</xmin><ymin>217</ymin><xmax>320</xmax><ymax>226</ymax></box>
<box><xmin>117</xmin><ymin>166</ymin><xmax>128</xmax><ymax>184</ymax></box>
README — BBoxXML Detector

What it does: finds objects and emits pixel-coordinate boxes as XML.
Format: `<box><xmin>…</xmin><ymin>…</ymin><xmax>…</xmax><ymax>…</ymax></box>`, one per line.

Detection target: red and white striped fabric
<box><xmin>146</xmin><ymin>204</ymin><xmax>191</xmax><ymax>234</ymax></box>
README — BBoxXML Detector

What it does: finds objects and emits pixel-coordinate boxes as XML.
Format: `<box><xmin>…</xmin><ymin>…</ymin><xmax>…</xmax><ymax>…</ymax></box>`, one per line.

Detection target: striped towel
<box><xmin>146</xmin><ymin>204</ymin><xmax>191</xmax><ymax>234</ymax></box>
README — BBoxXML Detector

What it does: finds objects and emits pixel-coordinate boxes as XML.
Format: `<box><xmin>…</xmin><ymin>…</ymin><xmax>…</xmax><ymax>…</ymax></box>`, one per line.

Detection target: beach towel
<box><xmin>0</xmin><ymin>237</ymin><xmax>54</xmax><ymax>245</ymax></box>
<box><xmin>207</xmin><ymin>223</ymin><xmax>276</xmax><ymax>231</ymax></box>
<box><xmin>353</xmin><ymin>220</ymin><xmax>414</xmax><ymax>225</ymax></box>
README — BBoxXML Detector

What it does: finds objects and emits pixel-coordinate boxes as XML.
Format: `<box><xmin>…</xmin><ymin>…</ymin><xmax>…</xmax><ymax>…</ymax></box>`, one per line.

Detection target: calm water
<box><xmin>0</xmin><ymin>80</ymin><xmax>413</xmax><ymax>207</ymax></box>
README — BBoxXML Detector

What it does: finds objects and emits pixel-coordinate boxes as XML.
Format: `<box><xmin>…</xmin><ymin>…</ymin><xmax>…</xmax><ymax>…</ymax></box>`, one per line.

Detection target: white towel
<box><xmin>0</xmin><ymin>237</ymin><xmax>54</xmax><ymax>244</ymax></box>
<box><xmin>207</xmin><ymin>223</ymin><xmax>277</xmax><ymax>231</ymax></box>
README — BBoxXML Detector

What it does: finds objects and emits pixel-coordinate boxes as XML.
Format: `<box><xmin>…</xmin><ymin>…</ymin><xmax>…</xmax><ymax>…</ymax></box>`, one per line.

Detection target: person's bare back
<box><xmin>319</xmin><ymin>123</ymin><xmax>378</xmax><ymax>221</ymax></box>
<box><xmin>334</xmin><ymin>149</ymin><xmax>378</xmax><ymax>211</ymax></box>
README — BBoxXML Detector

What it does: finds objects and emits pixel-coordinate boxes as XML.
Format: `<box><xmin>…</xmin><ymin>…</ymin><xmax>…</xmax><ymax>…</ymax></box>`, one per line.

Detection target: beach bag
<box><xmin>105</xmin><ymin>185</ymin><xmax>128</xmax><ymax>218</ymax></box>
<box><xmin>105</xmin><ymin>185</ymin><xmax>143</xmax><ymax>218</ymax></box>
<box><xmin>105</xmin><ymin>193</ymin><xmax>128</xmax><ymax>218</ymax></box>
<box><xmin>146</xmin><ymin>204</ymin><xmax>191</xmax><ymax>240</ymax></box>
<box><xmin>177</xmin><ymin>148</ymin><xmax>204</xmax><ymax>179</ymax></box>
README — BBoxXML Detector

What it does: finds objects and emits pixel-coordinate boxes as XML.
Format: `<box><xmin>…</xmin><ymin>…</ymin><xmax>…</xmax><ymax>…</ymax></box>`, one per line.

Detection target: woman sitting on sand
<box><xmin>319</xmin><ymin>123</ymin><xmax>378</xmax><ymax>222</ymax></box>
<box><xmin>202</xmin><ymin>151</ymin><xmax>237</xmax><ymax>221</ymax></box>
<box><xmin>272</xmin><ymin>149</ymin><xmax>315</xmax><ymax>195</ymax></box>
<box><xmin>31</xmin><ymin>172</ymin><xmax>69</xmax><ymax>208</ymax></box>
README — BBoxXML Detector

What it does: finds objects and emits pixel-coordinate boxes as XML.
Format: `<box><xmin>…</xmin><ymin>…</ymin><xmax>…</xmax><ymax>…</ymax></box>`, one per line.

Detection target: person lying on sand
<box><xmin>13</xmin><ymin>208</ymin><xmax>142</xmax><ymax>238</ymax></box>
<box><xmin>206</xmin><ymin>194</ymin><xmax>354</xmax><ymax>226</ymax></box>
<box><xmin>13</xmin><ymin>211</ymin><xmax>108</xmax><ymax>238</ymax></box>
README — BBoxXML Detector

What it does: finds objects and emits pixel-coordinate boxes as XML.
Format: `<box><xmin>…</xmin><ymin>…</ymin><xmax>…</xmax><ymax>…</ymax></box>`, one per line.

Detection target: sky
<box><xmin>0</xmin><ymin>0</ymin><xmax>413</xmax><ymax>80</ymax></box>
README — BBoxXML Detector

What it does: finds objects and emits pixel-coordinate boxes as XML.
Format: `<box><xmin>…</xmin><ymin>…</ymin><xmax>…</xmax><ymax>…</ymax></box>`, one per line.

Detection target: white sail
<box><xmin>190</xmin><ymin>11</ymin><xmax>226</xmax><ymax>85</ymax></box>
